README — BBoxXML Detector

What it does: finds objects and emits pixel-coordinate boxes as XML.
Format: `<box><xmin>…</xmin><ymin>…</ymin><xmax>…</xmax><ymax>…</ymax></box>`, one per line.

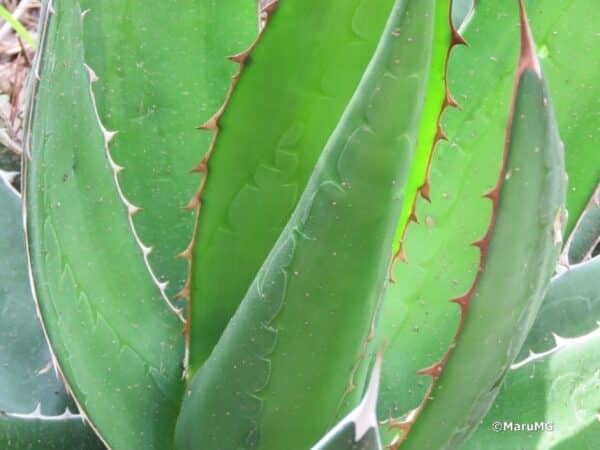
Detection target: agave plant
<box><xmin>1</xmin><ymin>0</ymin><xmax>598</xmax><ymax>449</ymax></box>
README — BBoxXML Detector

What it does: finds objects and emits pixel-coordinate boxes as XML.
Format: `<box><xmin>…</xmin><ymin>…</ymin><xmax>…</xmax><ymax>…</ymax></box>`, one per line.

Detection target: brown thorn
<box><xmin>417</xmin><ymin>360</ymin><xmax>444</xmax><ymax>378</ymax></box>
<box><xmin>395</xmin><ymin>242</ymin><xmax>408</xmax><ymax>264</ymax></box>
<box><xmin>451</xmin><ymin>294</ymin><xmax>470</xmax><ymax>308</ymax></box>
<box><xmin>443</xmin><ymin>89</ymin><xmax>460</xmax><ymax>109</ymax></box>
<box><xmin>177</xmin><ymin>248</ymin><xmax>192</xmax><ymax>260</ymax></box>
<box><xmin>471</xmin><ymin>238</ymin><xmax>487</xmax><ymax>251</ymax></box>
<box><xmin>483</xmin><ymin>187</ymin><xmax>499</xmax><ymax>202</ymax></box>
<box><xmin>184</xmin><ymin>196</ymin><xmax>200</xmax><ymax>210</ymax></box>
<box><xmin>228</xmin><ymin>51</ymin><xmax>250</xmax><ymax>64</ymax></box>
<box><xmin>450</xmin><ymin>27</ymin><xmax>467</xmax><ymax>47</ymax></box>
<box><xmin>434</xmin><ymin>123</ymin><xmax>448</xmax><ymax>142</ymax></box>
<box><xmin>197</xmin><ymin>115</ymin><xmax>219</xmax><ymax>131</ymax></box>
<box><xmin>181</xmin><ymin>320</ymin><xmax>190</xmax><ymax>337</ymax></box>
<box><xmin>389</xmin><ymin>243</ymin><xmax>408</xmax><ymax>283</ymax></box>
<box><xmin>176</xmin><ymin>286</ymin><xmax>190</xmax><ymax>300</ymax></box>
<box><xmin>388</xmin><ymin>420</ymin><xmax>412</xmax><ymax>432</ymax></box>
<box><xmin>192</xmin><ymin>158</ymin><xmax>209</xmax><ymax>174</ymax></box>
<box><xmin>419</xmin><ymin>182</ymin><xmax>431</xmax><ymax>202</ymax></box>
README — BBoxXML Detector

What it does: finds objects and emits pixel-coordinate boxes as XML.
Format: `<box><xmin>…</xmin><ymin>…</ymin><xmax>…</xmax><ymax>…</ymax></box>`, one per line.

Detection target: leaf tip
<box><xmin>518</xmin><ymin>0</ymin><xmax>542</xmax><ymax>79</ymax></box>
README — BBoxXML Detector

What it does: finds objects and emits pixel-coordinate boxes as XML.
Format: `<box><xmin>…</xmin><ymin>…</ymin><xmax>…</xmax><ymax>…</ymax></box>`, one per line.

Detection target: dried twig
<box><xmin>0</xmin><ymin>127</ymin><xmax>22</xmax><ymax>155</ymax></box>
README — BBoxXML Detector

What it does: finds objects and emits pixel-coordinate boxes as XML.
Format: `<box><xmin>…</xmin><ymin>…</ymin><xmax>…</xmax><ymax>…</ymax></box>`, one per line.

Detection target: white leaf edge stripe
<box><xmin>511</xmin><ymin>322</ymin><xmax>600</xmax><ymax>370</ymax></box>
<box><xmin>2</xmin><ymin>403</ymin><xmax>83</xmax><ymax>422</ymax></box>
<box><xmin>312</xmin><ymin>352</ymin><xmax>383</xmax><ymax>448</ymax></box>
<box><xmin>1</xmin><ymin>139</ymin><xmax>87</xmax><ymax>426</ymax></box>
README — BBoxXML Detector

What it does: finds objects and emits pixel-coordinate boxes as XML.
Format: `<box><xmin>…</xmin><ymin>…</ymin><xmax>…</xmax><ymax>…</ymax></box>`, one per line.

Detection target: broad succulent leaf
<box><xmin>530</xmin><ymin>0</ymin><xmax>600</xmax><ymax>237</ymax></box>
<box><xmin>377</xmin><ymin>0</ymin><xmax>478</xmax><ymax>433</ymax></box>
<box><xmin>0</xmin><ymin>174</ymin><xmax>69</xmax><ymax>416</ymax></box>
<box><xmin>0</xmin><ymin>174</ymin><xmax>102</xmax><ymax>449</ymax></box>
<box><xmin>461</xmin><ymin>0</ymin><xmax>598</xmax><ymax>237</ymax></box>
<box><xmin>1</xmin><ymin>411</ymin><xmax>104</xmax><ymax>450</ymax></box>
<box><xmin>391</xmin><ymin>0</ymin><xmax>457</xmax><ymax>260</ymax></box>
<box><xmin>517</xmin><ymin>256</ymin><xmax>600</xmax><ymax>360</ymax></box>
<box><xmin>312</xmin><ymin>355</ymin><xmax>384</xmax><ymax>450</ymax></box>
<box><xmin>377</xmin><ymin>0</ymin><xmax>584</xmax><ymax>440</ymax></box>
<box><xmin>77</xmin><ymin>0</ymin><xmax>257</xmax><ymax>302</ymax></box>
<box><xmin>176</xmin><ymin>0</ymin><xmax>439</xmax><ymax>448</ymax></box>
<box><xmin>23</xmin><ymin>1</ymin><xmax>184</xmax><ymax>448</ymax></box>
<box><xmin>184</xmin><ymin>0</ymin><xmax>397</xmax><ymax>375</ymax></box>
<box><xmin>390</xmin><ymin>3</ymin><xmax>566</xmax><ymax>448</ymax></box>
<box><xmin>465</xmin><ymin>257</ymin><xmax>600</xmax><ymax>449</ymax></box>
<box><xmin>566</xmin><ymin>186</ymin><xmax>600</xmax><ymax>264</ymax></box>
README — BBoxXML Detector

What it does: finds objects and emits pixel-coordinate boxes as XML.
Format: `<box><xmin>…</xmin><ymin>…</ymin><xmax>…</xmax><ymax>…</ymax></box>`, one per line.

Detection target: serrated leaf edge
<box><xmin>20</xmin><ymin>2</ymin><xmax>107</xmax><ymax>446</ymax></box>
<box><xmin>176</xmin><ymin>0</ymin><xmax>279</xmax><ymax>375</ymax></box>
<box><xmin>389</xmin><ymin>0</ymin><xmax>465</xmax><ymax>275</ymax></box>
<box><xmin>1</xmin><ymin>404</ymin><xmax>81</xmax><ymax>422</ymax></box>
<box><xmin>384</xmin><ymin>2</ymin><xmax>546</xmax><ymax>447</ymax></box>
<box><xmin>511</xmin><ymin>321</ymin><xmax>600</xmax><ymax>369</ymax></box>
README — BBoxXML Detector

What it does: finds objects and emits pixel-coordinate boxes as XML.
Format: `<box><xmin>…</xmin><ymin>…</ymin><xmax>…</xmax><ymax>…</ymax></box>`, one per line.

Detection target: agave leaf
<box><xmin>465</xmin><ymin>260</ymin><xmax>600</xmax><ymax>450</ymax></box>
<box><xmin>77</xmin><ymin>0</ymin><xmax>257</xmax><ymax>302</ymax></box>
<box><xmin>312</xmin><ymin>354</ymin><xmax>384</xmax><ymax>450</ymax></box>
<box><xmin>391</xmin><ymin>0</ymin><xmax>457</xmax><ymax>260</ymax></box>
<box><xmin>0</xmin><ymin>174</ymin><xmax>69</xmax><ymax>415</ymax></box>
<box><xmin>0</xmin><ymin>173</ymin><xmax>102</xmax><ymax>448</ymax></box>
<box><xmin>529</xmin><ymin>0</ymin><xmax>600</xmax><ymax>237</ymax></box>
<box><xmin>462</xmin><ymin>0</ymin><xmax>599</xmax><ymax>238</ymax></box>
<box><xmin>376</xmin><ymin>0</ymin><xmax>587</xmax><ymax>439</ymax></box>
<box><xmin>184</xmin><ymin>0</ymin><xmax>397</xmax><ymax>374</ymax></box>
<box><xmin>23</xmin><ymin>1</ymin><xmax>184</xmax><ymax>448</ymax></box>
<box><xmin>469</xmin><ymin>331</ymin><xmax>600</xmax><ymax>449</ymax></box>
<box><xmin>176</xmin><ymin>0</ymin><xmax>439</xmax><ymax>448</ymax></box>
<box><xmin>375</xmin><ymin>1</ymin><xmax>465</xmax><ymax>437</ymax></box>
<box><xmin>566</xmin><ymin>186</ymin><xmax>600</xmax><ymax>264</ymax></box>
<box><xmin>381</xmin><ymin>2</ymin><xmax>599</xmax><ymax>387</ymax></box>
<box><xmin>1</xmin><ymin>412</ymin><xmax>104</xmax><ymax>450</ymax></box>
<box><xmin>397</xmin><ymin>3</ymin><xmax>566</xmax><ymax>448</ymax></box>
<box><xmin>517</xmin><ymin>256</ymin><xmax>600</xmax><ymax>360</ymax></box>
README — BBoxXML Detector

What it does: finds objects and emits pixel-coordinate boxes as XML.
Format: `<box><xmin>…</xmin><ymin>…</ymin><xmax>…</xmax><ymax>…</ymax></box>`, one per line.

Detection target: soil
<box><xmin>0</xmin><ymin>0</ymin><xmax>39</xmax><ymax>188</ymax></box>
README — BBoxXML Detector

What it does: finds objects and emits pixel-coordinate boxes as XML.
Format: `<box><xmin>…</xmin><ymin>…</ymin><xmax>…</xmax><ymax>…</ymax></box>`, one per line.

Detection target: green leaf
<box><xmin>0</xmin><ymin>5</ymin><xmax>36</xmax><ymax>47</ymax></box>
<box><xmin>391</xmin><ymin>0</ymin><xmax>455</xmax><ymax>259</ymax></box>
<box><xmin>176</xmin><ymin>0</ymin><xmax>439</xmax><ymax>448</ymax></box>
<box><xmin>77</xmin><ymin>0</ymin><xmax>257</xmax><ymax>302</ymax></box>
<box><xmin>0</xmin><ymin>173</ymin><xmax>102</xmax><ymax>448</ymax></box>
<box><xmin>185</xmin><ymin>0</ymin><xmax>398</xmax><ymax>374</ymax></box>
<box><xmin>376</xmin><ymin>1</ymin><xmax>586</xmax><ymax>443</ymax></box>
<box><xmin>1</xmin><ymin>411</ymin><xmax>104</xmax><ymax>450</ymax></box>
<box><xmin>468</xmin><ymin>331</ymin><xmax>600</xmax><ymax>449</ymax></box>
<box><xmin>0</xmin><ymin>175</ymin><xmax>68</xmax><ymax>415</ymax></box>
<box><xmin>377</xmin><ymin>15</ymin><xmax>484</xmax><ymax>444</ymax></box>
<box><xmin>529</xmin><ymin>0</ymin><xmax>600</xmax><ymax>237</ymax></box>
<box><xmin>567</xmin><ymin>186</ymin><xmax>600</xmax><ymax>264</ymax></box>
<box><xmin>517</xmin><ymin>256</ymin><xmax>600</xmax><ymax>360</ymax></box>
<box><xmin>23</xmin><ymin>2</ymin><xmax>184</xmax><ymax>448</ymax></box>
<box><xmin>465</xmin><ymin>256</ymin><xmax>600</xmax><ymax>449</ymax></box>
<box><xmin>461</xmin><ymin>0</ymin><xmax>599</xmax><ymax>238</ymax></box>
<box><xmin>398</xmin><ymin>3</ymin><xmax>566</xmax><ymax>448</ymax></box>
